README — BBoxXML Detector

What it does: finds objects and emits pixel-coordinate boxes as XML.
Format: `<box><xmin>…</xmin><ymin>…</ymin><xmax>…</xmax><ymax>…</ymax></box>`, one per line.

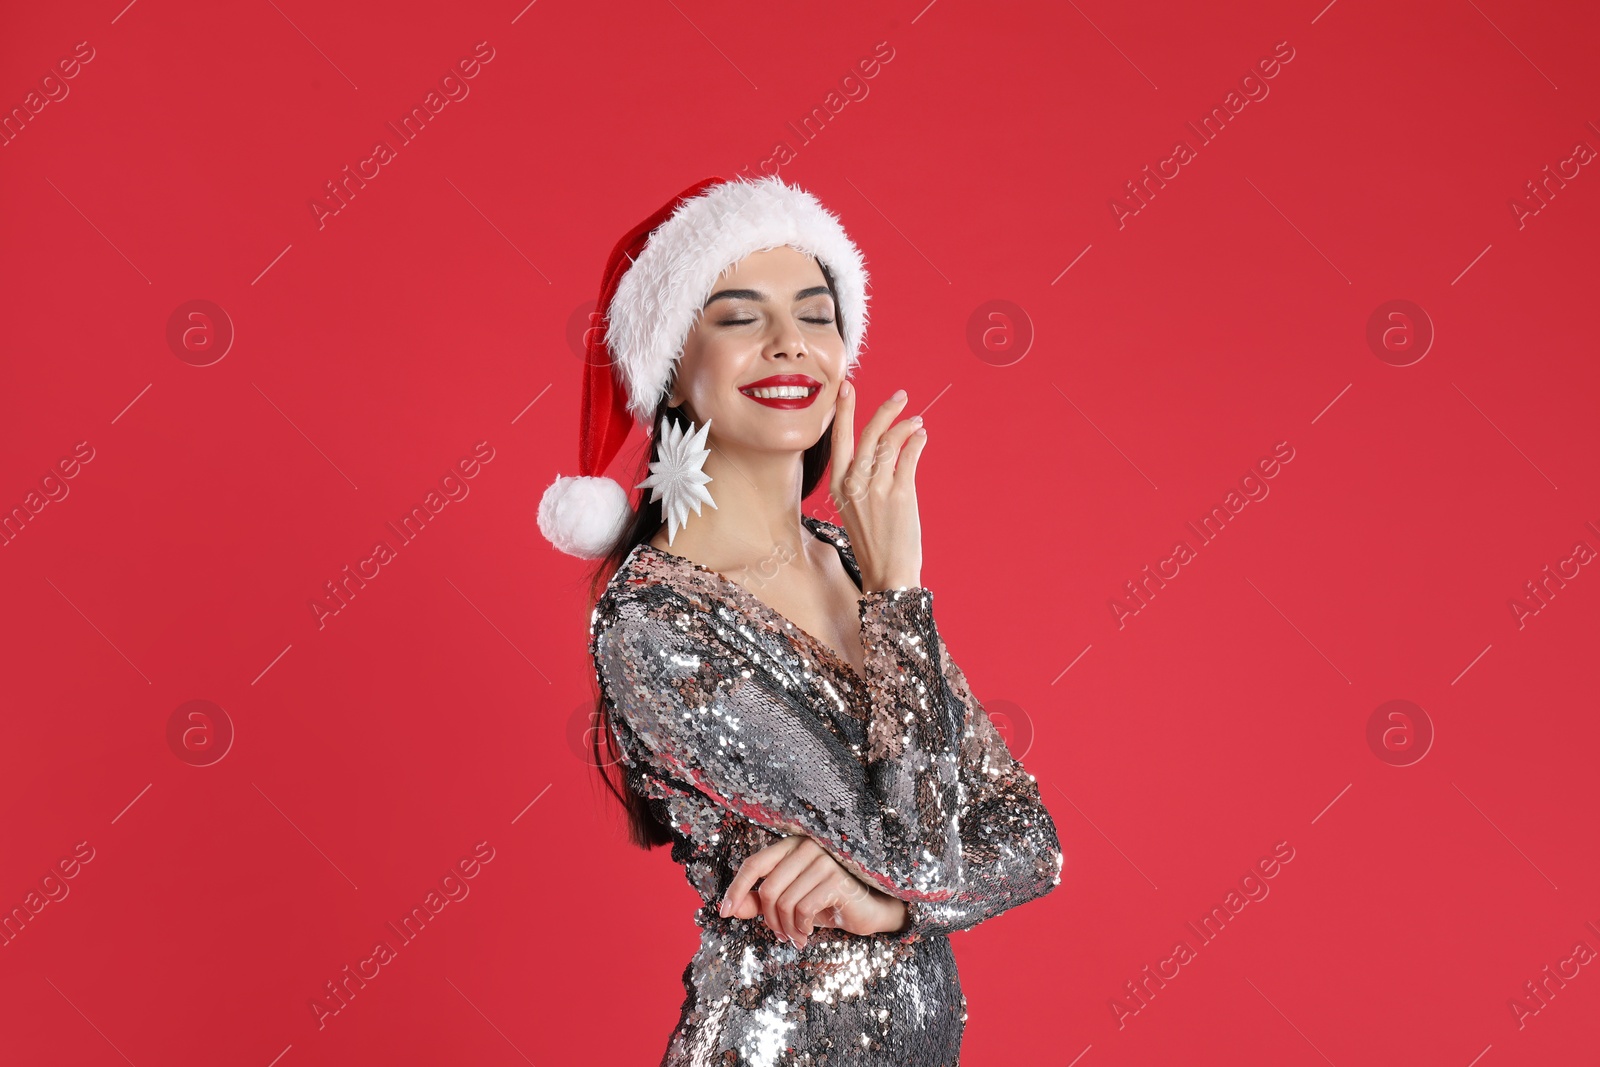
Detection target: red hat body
<box><xmin>579</xmin><ymin>176</ymin><xmax>727</xmax><ymax>481</ymax></box>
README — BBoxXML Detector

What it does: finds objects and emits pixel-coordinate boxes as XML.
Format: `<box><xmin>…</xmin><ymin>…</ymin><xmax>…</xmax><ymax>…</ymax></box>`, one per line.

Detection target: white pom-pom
<box><xmin>538</xmin><ymin>475</ymin><xmax>631</xmax><ymax>559</ymax></box>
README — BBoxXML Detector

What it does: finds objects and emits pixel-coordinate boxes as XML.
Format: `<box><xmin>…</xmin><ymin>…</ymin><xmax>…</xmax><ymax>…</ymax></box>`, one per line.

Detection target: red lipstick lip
<box><xmin>739</xmin><ymin>374</ymin><xmax>820</xmax><ymax>390</ymax></box>
<box><xmin>738</xmin><ymin>374</ymin><xmax>822</xmax><ymax>410</ymax></box>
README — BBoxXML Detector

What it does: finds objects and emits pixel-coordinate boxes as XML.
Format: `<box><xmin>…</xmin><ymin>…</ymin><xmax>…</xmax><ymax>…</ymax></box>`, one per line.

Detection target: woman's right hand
<box><xmin>721</xmin><ymin>834</ymin><xmax>910</xmax><ymax>946</ymax></box>
<box><xmin>828</xmin><ymin>382</ymin><xmax>929</xmax><ymax>592</ymax></box>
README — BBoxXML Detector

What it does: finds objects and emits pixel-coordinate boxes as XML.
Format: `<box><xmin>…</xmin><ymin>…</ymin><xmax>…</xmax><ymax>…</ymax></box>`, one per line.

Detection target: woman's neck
<box><xmin>649</xmin><ymin>445</ymin><xmax>814</xmax><ymax>568</ymax></box>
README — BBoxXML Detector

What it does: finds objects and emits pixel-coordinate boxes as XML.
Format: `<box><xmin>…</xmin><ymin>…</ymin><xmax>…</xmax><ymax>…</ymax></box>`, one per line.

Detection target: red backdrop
<box><xmin>2</xmin><ymin>0</ymin><xmax>1597</xmax><ymax>1063</ymax></box>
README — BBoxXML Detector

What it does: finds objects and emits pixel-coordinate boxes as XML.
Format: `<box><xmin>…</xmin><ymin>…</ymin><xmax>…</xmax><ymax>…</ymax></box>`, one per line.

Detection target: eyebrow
<box><xmin>703</xmin><ymin>285</ymin><xmax>833</xmax><ymax>308</ymax></box>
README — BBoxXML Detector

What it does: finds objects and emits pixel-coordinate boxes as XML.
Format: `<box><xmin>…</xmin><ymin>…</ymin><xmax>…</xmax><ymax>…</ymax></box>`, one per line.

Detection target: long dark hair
<box><xmin>587</xmin><ymin>258</ymin><xmax>847</xmax><ymax>849</ymax></box>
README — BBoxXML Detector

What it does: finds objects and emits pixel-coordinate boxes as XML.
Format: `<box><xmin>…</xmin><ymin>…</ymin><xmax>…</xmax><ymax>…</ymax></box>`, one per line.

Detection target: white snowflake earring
<box><xmin>636</xmin><ymin>415</ymin><xmax>716</xmax><ymax>545</ymax></box>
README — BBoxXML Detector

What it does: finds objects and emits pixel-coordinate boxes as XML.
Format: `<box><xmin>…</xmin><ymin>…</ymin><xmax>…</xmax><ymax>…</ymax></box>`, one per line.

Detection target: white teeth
<box><xmin>743</xmin><ymin>385</ymin><xmax>814</xmax><ymax>399</ymax></box>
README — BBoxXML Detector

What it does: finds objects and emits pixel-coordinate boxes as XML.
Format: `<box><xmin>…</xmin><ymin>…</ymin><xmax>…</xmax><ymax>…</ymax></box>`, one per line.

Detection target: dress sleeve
<box><xmin>591</xmin><ymin>579</ymin><xmax>968</xmax><ymax>906</ymax></box>
<box><xmin>895</xmin><ymin>635</ymin><xmax>1065</xmax><ymax>939</ymax></box>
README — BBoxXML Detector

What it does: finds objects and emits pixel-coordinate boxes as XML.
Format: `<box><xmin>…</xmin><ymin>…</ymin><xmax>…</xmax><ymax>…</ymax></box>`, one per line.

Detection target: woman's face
<box><xmin>666</xmin><ymin>245</ymin><xmax>846</xmax><ymax>455</ymax></box>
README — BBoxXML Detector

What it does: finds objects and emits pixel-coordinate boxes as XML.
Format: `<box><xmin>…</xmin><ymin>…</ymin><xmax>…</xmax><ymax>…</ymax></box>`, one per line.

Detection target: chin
<box><xmin>741</xmin><ymin>427</ymin><xmax>823</xmax><ymax>454</ymax></box>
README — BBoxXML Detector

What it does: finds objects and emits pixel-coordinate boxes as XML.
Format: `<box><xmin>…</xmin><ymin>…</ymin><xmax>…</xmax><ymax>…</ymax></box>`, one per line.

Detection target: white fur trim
<box><xmin>605</xmin><ymin>175</ymin><xmax>870</xmax><ymax>426</ymax></box>
<box><xmin>537</xmin><ymin>474</ymin><xmax>631</xmax><ymax>558</ymax></box>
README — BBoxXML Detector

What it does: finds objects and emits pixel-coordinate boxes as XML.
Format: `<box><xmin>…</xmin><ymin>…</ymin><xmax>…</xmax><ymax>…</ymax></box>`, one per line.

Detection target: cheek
<box><xmin>689</xmin><ymin>344</ymin><xmax>756</xmax><ymax>396</ymax></box>
<box><xmin>814</xmin><ymin>336</ymin><xmax>848</xmax><ymax>369</ymax></box>
<box><xmin>692</xmin><ymin>382</ymin><xmax>736</xmax><ymax>415</ymax></box>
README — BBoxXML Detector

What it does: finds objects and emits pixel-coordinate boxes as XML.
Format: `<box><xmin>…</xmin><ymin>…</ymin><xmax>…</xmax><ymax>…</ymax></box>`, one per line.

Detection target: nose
<box><xmin>764</xmin><ymin>315</ymin><xmax>808</xmax><ymax>361</ymax></box>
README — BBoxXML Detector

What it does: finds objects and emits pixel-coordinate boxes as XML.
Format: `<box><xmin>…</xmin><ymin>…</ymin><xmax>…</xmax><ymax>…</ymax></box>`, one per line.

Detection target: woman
<box><xmin>539</xmin><ymin>176</ymin><xmax>1064</xmax><ymax>1065</ymax></box>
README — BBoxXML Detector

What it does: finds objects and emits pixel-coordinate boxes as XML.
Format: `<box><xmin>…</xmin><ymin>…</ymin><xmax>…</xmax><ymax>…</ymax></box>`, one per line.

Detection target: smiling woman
<box><xmin>538</xmin><ymin>176</ymin><xmax>1062</xmax><ymax>1066</ymax></box>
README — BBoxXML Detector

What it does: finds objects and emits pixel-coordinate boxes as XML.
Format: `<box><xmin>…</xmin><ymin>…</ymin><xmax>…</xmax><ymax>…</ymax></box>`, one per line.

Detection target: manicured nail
<box><xmin>841</xmin><ymin>380</ymin><xmax>852</xmax><ymax>396</ymax></box>
<box><xmin>892</xmin><ymin>388</ymin><xmax>907</xmax><ymax>400</ymax></box>
<box><xmin>909</xmin><ymin>415</ymin><xmax>923</xmax><ymax>424</ymax></box>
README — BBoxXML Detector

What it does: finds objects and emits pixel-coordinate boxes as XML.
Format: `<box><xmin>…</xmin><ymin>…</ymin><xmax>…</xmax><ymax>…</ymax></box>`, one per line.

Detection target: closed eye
<box><xmin>720</xmin><ymin>316</ymin><xmax>834</xmax><ymax>326</ymax></box>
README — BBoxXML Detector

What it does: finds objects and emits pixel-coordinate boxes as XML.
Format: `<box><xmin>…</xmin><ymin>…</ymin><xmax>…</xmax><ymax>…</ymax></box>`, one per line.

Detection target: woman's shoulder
<box><xmin>589</xmin><ymin>548</ymin><xmax>655</xmax><ymax>660</ymax></box>
<box><xmin>801</xmin><ymin>514</ymin><xmax>856</xmax><ymax>560</ymax></box>
<box><xmin>587</xmin><ymin>542</ymin><xmax>726</xmax><ymax>667</ymax></box>
<box><xmin>801</xmin><ymin>514</ymin><xmax>864</xmax><ymax>587</ymax></box>
<box><xmin>592</xmin><ymin>542</ymin><xmax>664</xmax><ymax>612</ymax></box>
<box><xmin>589</xmin><ymin>541</ymin><xmax>703</xmax><ymax>632</ymax></box>
<box><xmin>803</xmin><ymin>513</ymin><xmax>849</xmax><ymax>544</ymax></box>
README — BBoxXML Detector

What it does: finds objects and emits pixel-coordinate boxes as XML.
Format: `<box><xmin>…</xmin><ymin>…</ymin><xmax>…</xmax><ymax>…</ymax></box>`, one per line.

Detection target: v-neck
<box><xmin>634</xmin><ymin>515</ymin><xmax>868</xmax><ymax>685</ymax></box>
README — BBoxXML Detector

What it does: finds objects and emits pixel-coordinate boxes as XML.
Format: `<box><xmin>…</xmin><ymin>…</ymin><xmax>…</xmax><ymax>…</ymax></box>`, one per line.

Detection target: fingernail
<box><xmin>841</xmin><ymin>380</ymin><xmax>852</xmax><ymax>396</ymax></box>
<box><xmin>892</xmin><ymin>388</ymin><xmax>907</xmax><ymax>400</ymax></box>
<box><xmin>909</xmin><ymin>415</ymin><xmax>923</xmax><ymax>424</ymax></box>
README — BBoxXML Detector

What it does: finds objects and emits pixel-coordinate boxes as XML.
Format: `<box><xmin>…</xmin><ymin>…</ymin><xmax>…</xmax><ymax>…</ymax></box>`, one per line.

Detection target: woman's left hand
<box><xmin>719</xmin><ymin>835</ymin><xmax>907</xmax><ymax>948</ymax></box>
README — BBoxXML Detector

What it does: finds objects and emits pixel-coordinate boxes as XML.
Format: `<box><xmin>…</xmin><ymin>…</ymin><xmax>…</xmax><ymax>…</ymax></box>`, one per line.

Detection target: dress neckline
<box><xmin>633</xmin><ymin>515</ymin><xmax>868</xmax><ymax>685</ymax></box>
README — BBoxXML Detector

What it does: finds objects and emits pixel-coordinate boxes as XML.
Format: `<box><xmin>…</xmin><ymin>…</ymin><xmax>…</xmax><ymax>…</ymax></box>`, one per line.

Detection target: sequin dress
<box><xmin>589</xmin><ymin>514</ymin><xmax>1064</xmax><ymax>1066</ymax></box>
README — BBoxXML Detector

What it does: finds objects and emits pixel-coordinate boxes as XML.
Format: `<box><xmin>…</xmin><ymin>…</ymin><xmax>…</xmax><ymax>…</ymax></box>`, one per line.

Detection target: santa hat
<box><xmin>536</xmin><ymin>174</ymin><xmax>871</xmax><ymax>559</ymax></box>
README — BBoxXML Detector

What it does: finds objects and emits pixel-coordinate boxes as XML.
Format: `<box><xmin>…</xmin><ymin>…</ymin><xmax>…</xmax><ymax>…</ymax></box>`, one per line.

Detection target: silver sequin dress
<box><xmin>590</xmin><ymin>515</ymin><xmax>1064</xmax><ymax>1066</ymax></box>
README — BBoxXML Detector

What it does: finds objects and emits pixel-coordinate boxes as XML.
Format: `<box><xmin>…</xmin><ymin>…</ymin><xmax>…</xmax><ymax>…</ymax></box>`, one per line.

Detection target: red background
<box><xmin>2</xmin><ymin>0</ymin><xmax>1597</xmax><ymax>1063</ymax></box>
